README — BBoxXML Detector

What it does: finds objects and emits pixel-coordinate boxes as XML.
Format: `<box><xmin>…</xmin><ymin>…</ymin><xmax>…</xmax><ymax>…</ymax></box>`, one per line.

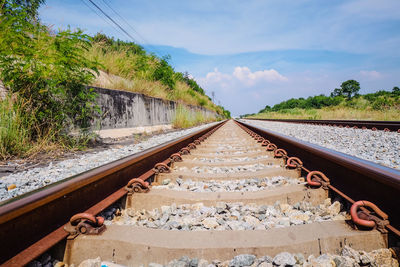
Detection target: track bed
<box><xmin>63</xmin><ymin>121</ymin><xmax>397</xmax><ymax>266</ymax></box>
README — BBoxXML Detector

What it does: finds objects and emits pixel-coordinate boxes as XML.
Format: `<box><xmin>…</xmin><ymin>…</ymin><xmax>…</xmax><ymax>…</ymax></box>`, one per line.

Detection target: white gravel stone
<box><xmin>0</xmin><ymin>123</ymin><xmax>218</xmax><ymax>202</ymax></box>
<box><xmin>154</xmin><ymin>177</ymin><xmax>305</xmax><ymax>192</ymax></box>
<box><xmin>193</xmin><ymin>155</ymin><xmax>270</xmax><ymax>163</ymax></box>
<box><xmin>112</xmin><ymin>200</ymin><xmax>348</xmax><ymax>230</ymax></box>
<box><xmin>76</xmin><ymin>246</ymin><xmax>398</xmax><ymax>267</ymax></box>
<box><xmin>175</xmin><ymin>163</ymin><xmax>279</xmax><ymax>174</ymax></box>
<box><xmin>242</xmin><ymin>119</ymin><xmax>400</xmax><ymax>169</ymax></box>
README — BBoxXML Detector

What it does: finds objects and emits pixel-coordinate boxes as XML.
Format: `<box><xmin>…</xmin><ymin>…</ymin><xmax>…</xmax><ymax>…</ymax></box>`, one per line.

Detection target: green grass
<box><xmin>172</xmin><ymin>105</ymin><xmax>217</xmax><ymax>129</ymax></box>
<box><xmin>86</xmin><ymin>41</ymin><xmax>224</xmax><ymax>115</ymax></box>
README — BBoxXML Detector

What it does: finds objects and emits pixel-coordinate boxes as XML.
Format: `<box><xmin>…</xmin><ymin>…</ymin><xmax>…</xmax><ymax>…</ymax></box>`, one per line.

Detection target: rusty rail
<box><xmin>236</xmin><ymin>120</ymin><xmax>400</xmax><ymax>240</ymax></box>
<box><xmin>244</xmin><ymin>118</ymin><xmax>400</xmax><ymax>132</ymax></box>
<box><xmin>0</xmin><ymin>120</ymin><xmax>226</xmax><ymax>266</ymax></box>
<box><xmin>236</xmin><ymin>120</ymin><xmax>400</xmax><ymax>229</ymax></box>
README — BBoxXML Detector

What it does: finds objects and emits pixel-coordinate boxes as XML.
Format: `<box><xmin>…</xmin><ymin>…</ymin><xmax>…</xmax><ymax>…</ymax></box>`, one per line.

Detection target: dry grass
<box><xmin>249</xmin><ymin>106</ymin><xmax>400</xmax><ymax>121</ymax></box>
<box><xmin>0</xmin><ymin>94</ymin><xmax>66</xmax><ymax>160</ymax></box>
<box><xmin>91</xmin><ymin>70</ymin><xmax>170</xmax><ymax>100</ymax></box>
<box><xmin>86</xmin><ymin>43</ymin><xmax>220</xmax><ymax>113</ymax></box>
<box><xmin>172</xmin><ymin>105</ymin><xmax>217</xmax><ymax>129</ymax></box>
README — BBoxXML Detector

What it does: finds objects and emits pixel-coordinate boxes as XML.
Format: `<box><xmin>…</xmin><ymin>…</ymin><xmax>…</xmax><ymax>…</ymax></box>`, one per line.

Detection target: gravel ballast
<box><xmin>0</xmin><ymin>123</ymin><xmax>218</xmax><ymax>202</ymax></box>
<box><xmin>175</xmin><ymin>163</ymin><xmax>278</xmax><ymax>174</ymax></box>
<box><xmin>154</xmin><ymin>176</ymin><xmax>305</xmax><ymax>192</ymax></box>
<box><xmin>242</xmin><ymin>119</ymin><xmax>400</xmax><ymax>169</ymax></box>
<box><xmin>75</xmin><ymin>246</ymin><xmax>398</xmax><ymax>267</ymax></box>
<box><xmin>111</xmin><ymin>199</ymin><xmax>347</xmax><ymax>230</ymax></box>
<box><xmin>193</xmin><ymin>155</ymin><xmax>270</xmax><ymax>163</ymax></box>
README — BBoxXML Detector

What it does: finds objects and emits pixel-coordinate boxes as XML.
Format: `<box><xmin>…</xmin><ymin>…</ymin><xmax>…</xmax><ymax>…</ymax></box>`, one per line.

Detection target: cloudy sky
<box><xmin>39</xmin><ymin>0</ymin><xmax>400</xmax><ymax>116</ymax></box>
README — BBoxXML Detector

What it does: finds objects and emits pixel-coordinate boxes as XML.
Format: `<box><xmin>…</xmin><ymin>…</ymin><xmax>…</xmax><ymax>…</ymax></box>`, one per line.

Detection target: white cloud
<box><xmin>233</xmin><ymin>67</ymin><xmax>288</xmax><ymax>86</ymax></box>
<box><xmin>359</xmin><ymin>70</ymin><xmax>383</xmax><ymax>80</ymax></box>
<box><xmin>199</xmin><ymin>66</ymin><xmax>288</xmax><ymax>89</ymax></box>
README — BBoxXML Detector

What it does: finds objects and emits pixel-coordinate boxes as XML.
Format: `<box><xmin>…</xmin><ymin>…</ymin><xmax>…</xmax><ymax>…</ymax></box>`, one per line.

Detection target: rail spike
<box><xmin>64</xmin><ymin>213</ymin><xmax>106</xmax><ymax>238</ymax></box>
<box><xmin>261</xmin><ymin>139</ymin><xmax>270</xmax><ymax>146</ymax></box>
<box><xmin>350</xmin><ymin>200</ymin><xmax>389</xmax><ymax>233</ymax></box>
<box><xmin>153</xmin><ymin>162</ymin><xmax>171</xmax><ymax>174</ymax></box>
<box><xmin>125</xmin><ymin>178</ymin><xmax>150</xmax><ymax>194</ymax></box>
<box><xmin>188</xmin><ymin>143</ymin><xmax>196</xmax><ymax>149</ymax></box>
<box><xmin>170</xmin><ymin>153</ymin><xmax>183</xmax><ymax>162</ymax></box>
<box><xmin>180</xmin><ymin>147</ymin><xmax>190</xmax><ymax>155</ymax></box>
<box><xmin>286</xmin><ymin>157</ymin><xmax>303</xmax><ymax>169</ymax></box>
<box><xmin>306</xmin><ymin>171</ymin><xmax>330</xmax><ymax>189</ymax></box>
<box><xmin>266</xmin><ymin>143</ymin><xmax>277</xmax><ymax>151</ymax></box>
<box><xmin>274</xmin><ymin>148</ymin><xmax>288</xmax><ymax>158</ymax></box>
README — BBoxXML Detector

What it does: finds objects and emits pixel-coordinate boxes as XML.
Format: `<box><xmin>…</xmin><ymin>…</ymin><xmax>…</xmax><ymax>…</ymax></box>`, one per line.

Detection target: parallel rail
<box><xmin>236</xmin><ymin>120</ymin><xmax>400</xmax><ymax>227</ymax></box>
<box><xmin>1</xmin><ymin>119</ymin><xmax>399</xmax><ymax>265</ymax></box>
<box><xmin>244</xmin><ymin>118</ymin><xmax>400</xmax><ymax>131</ymax></box>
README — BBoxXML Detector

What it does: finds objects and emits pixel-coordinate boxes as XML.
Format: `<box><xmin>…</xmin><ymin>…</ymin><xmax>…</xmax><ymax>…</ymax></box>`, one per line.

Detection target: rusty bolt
<box><xmin>286</xmin><ymin>157</ymin><xmax>303</xmax><ymax>169</ymax></box>
<box><xmin>306</xmin><ymin>171</ymin><xmax>330</xmax><ymax>188</ymax></box>
<box><xmin>274</xmin><ymin>148</ymin><xmax>288</xmax><ymax>158</ymax></box>
<box><xmin>266</xmin><ymin>143</ymin><xmax>277</xmax><ymax>151</ymax></box>
<box><xmin>350</xmin><ymin>200</ymin><xmax>389</xmax><ymax>228</ymax></box>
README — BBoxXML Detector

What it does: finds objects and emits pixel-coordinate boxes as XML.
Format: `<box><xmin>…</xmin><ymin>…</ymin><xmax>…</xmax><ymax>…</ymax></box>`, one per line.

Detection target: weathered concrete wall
<box><xmin>0</xmin><ymin>81</ymin><xmax>7</xmax><ymax>100</ymax></box>
<box><xmin>92</xmin><ymin>87</ymin><xmax>216</xmax><ymax>130</ymax></box>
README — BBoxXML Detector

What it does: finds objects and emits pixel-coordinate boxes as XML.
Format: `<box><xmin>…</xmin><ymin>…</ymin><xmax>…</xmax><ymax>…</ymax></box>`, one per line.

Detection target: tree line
<box><xmin>258</xmin><ymin>80</ymin><xmax>400</xmax><ymax>113</ymax></box>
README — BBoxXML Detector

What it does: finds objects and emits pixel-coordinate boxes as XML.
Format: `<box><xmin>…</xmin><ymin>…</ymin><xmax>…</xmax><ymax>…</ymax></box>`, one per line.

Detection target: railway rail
<box><xmin>0</xmin><ymin>119</ymin><xmax>399</xmax><ymax>266</ymax></box>
<box><xmin>244</xmin><ymin>118</ymin><xmax>400</xmax><ymax>132</ymax></box>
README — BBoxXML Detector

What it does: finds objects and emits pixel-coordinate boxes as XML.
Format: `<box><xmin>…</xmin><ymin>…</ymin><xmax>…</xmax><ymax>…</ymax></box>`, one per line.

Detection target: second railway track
<box><xmin>1</xmin><ymin>120</ymin><xmax>400</xmax><ymax>266</ymax></box>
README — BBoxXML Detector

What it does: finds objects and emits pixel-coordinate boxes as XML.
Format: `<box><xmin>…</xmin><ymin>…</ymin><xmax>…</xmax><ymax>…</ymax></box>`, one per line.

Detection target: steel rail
<box><xmin>236</xmin><ymin>120</ymin><xmax>400</xmax><ymax>241</ymax></box>
<box><xmin>244</xmin><ymin>118</ymin><xmax>400</xmax><ymax>131</ymax></box>
<box><xmin>236</xmin><ymin>120</ymin><xmax>400</xmax><ymax>228</ymax></box>
<box><xmin>0</xmin><ymin>121</ymin><xmax>226</xmax><ymax>266</ymax></box>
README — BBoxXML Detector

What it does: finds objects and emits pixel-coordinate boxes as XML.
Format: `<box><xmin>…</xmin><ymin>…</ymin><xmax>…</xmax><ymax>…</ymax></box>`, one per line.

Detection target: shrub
<box><xmin>152</xmin><ymin>56</ymin><xmax>176</xmax><ymax>89</ymax></box>
<box><xmin>372</xmin><ymin>96</ymin><xmax>394</xmax><ymax>110</ymax></box>
<box><xmin>0</xmin><ymin>3</ymin><xmax>100</xmax><ymax>134</ymax></box>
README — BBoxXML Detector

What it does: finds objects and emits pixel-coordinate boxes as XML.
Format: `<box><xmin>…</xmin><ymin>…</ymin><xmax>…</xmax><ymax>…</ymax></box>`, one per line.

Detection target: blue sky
<box><xmin>39</xmin><ymin>0</ymin><xmax>400</xmax><ymax>116</ymax></box>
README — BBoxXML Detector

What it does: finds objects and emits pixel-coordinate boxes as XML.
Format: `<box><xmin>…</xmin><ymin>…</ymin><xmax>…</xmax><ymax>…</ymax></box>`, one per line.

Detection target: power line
<box><xmin>86</xmin><ymin>0</ymin><xmax>140</xmax><ymax>44</ymax></box>
<box><xmin>100</xmin><ymin>0</ymin><xmax>163</xmax><ymax>57</ymax></box>
<box><xmin>79</xmin><ymin>0</ymin><xmax>126</xmax><ymax>38</ymax></box>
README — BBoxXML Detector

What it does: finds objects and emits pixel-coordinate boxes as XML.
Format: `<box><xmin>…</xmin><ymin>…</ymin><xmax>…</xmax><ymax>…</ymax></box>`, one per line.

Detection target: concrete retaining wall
<box><xmin>0</xmin><ymin>81</ymin><xmax>7</xmax><ymax>100</ymax></box>
<box><xmin>92</xmin><ymin>87</ymin><xmax>216</xmax><ymax>130</ymax></box>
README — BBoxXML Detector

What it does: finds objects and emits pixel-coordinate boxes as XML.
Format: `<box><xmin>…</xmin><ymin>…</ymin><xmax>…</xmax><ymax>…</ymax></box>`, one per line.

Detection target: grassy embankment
<box><xmin>0</xmin><ymin>7</ymin><xmax>229</xmax><ymax>159</ymax></box>
<box><xmin>247</xmin><ymin>89</ymin><xmax>400</xmax><ymax>121</ymax></box>
<box><xmin>85</xmin><ymin>34</ymin><xmax>229</xmax><ymax>119</ymax></box>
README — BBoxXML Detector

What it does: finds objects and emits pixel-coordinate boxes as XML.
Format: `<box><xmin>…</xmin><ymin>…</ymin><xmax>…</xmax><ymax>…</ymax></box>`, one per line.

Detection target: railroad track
<box><xmin>1</xmin><ymin>120</ymin><xmax>399</xmax><ymax>266</ymax></box>
<box><xmin>244</xmin><ymin>118</ymin><xmax>400</xmax><ymax>132</ymax></box>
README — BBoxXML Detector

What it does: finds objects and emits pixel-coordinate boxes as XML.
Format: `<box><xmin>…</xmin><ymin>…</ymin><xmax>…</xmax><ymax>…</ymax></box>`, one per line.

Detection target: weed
<box><xmin>172</xmin><ymin>105</ymin><xmax>217</xmax><ymax>129</ymax></box>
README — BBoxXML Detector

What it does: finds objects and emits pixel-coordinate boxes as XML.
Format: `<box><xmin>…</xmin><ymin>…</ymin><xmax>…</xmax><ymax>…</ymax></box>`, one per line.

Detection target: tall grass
<box><xmin>172</xmin><ymin>104</ymin><xmax>217</xmax><ymax>129</ymax></box>
<box><xmin>0</xmin><ymin>95</ymin><xmax>34</xmax><ymax>159</ymax></box>
<box><xmin>0</xmin><ymin>94</ymin><xmax>71</xmax><ymax>160</ymax></box>
<box><xmin>86</xmin><ymin>43</ymin><xmax>220</xmax><ymax>113</ymax></box>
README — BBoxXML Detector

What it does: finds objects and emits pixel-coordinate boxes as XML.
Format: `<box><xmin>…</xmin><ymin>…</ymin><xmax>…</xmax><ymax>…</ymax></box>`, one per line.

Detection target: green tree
<box><xmin>0</xmin><ymin>2</ymin><xmax>99</xmax><ymax>133</ymax></box>
<box><xmin>340</xmin><ymin>80</ymin><xmax>360</xmax><ymax>99</ymax></box>
<box><xmin>392</xmin><ymin>86</ymin><xmax>400</xmax><ymax>95</ymax></box>
<box><xmin>330</xmin><ymin>88</ymin><xmax>343</xmax><ymax>97</ymax></box>
<box><xmin>1</xmin><ymin>0</ymin><xmax>45</xmax><ymax>19</ymax></box>
<box><xmin>152</xmin><ymin>55</ymin><xmax>176</xmax><ymax>89</ymax></box>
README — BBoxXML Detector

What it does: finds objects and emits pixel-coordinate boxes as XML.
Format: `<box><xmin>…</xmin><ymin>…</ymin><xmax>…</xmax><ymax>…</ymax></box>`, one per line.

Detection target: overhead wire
<box><xmin>79</xmin><ymin>0</ymin><xmax>126</xmax><ymax>38</ymax></box>
<box><xmin>100</xmin><ymin>0</ymin><xmax>163</xmax><ymax>57</ymax></box>
<box><xmin>86</xmin><ymin>0</ymin><xmax>140</xmax><ymax>44</ymax></box>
